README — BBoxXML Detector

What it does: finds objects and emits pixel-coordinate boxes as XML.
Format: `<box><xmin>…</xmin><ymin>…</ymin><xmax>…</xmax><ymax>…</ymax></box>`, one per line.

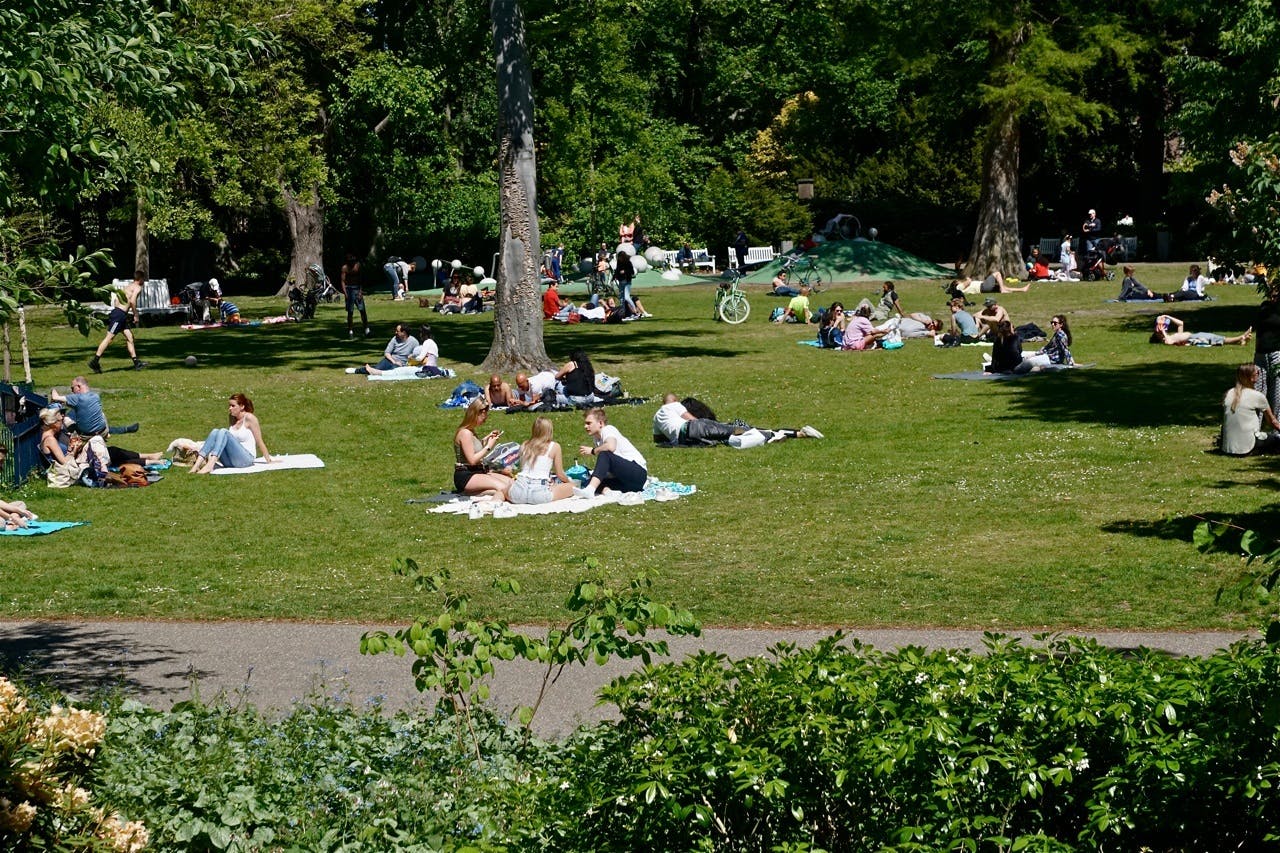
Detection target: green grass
<box><xmin>2</xmin><ymin>265</ymin><xmax>1274</xmax><ymax>630</ymax></box>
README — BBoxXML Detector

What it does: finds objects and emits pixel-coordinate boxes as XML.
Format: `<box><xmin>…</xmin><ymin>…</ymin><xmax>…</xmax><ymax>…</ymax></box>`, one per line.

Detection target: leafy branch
<box><xmin>1193</xmin><ymin>518</ymin><xmax>1280</xmax><ymax>643</ymax></box>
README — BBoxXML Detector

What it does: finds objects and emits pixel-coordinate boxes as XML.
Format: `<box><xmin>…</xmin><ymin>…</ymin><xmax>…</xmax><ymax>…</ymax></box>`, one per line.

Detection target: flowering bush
<box><xmin>0</xmin><ymin>676</ymin><xmax>148</xmax><ymax>851</ymax></box>
<box><xmin>1207</xmin><ymin>135</ymin><xmax>1280</xmax><ymax>282</ymax></box>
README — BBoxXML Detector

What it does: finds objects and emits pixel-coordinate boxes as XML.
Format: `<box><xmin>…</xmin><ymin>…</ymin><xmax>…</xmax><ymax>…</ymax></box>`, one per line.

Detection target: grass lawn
<box><xmin>2</xmin><ymin>264</ymin><xmax>1274</xmax><ymax>630</ymax></box>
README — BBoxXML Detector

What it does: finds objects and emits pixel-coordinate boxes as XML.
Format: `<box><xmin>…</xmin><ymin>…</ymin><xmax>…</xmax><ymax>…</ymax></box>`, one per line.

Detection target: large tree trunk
<box><xmin>134</xmin><ymin>195</ymin><xmax>149</xmax><ymax>279</ymax></box>
<box><xmin>280</xmin><ymin>183</ymin><xmax>325</xmax><ymax>297</ymax></box>
<box><xmin>483</xmin><ymin>0</ymin><xmax>552</xmax><ymax>373</ymax></box>
<box><xmin>966</xmin><ymin>106</ymin><xmax>1024</xmax><ymax>278</ymax></box>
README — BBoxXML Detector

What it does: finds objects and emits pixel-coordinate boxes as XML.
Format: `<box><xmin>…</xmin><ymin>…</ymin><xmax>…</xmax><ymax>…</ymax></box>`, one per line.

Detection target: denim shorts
<box><xmin>509</xmin><ymin>478</ymin><xmax>553</xmax><ymax>505</ymax></box>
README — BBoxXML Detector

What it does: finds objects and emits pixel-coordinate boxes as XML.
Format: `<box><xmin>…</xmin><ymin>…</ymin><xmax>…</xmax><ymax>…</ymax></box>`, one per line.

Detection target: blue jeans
<box><xmin>618</xmin><ymin>280</ymin><xmax>636</xmax><ymax>312</ymax></box>
<box><xmin>201</xmin><ymin>428</ymin><xmax>255</xmax><ymax>469</ymax></box>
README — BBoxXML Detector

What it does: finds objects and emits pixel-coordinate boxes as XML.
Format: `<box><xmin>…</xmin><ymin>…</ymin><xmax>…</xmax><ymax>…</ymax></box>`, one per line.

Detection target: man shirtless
<box><xmin>88</xmin><ymin>273</ymin><xmax>148</xmax><ymax>373</ymax></box>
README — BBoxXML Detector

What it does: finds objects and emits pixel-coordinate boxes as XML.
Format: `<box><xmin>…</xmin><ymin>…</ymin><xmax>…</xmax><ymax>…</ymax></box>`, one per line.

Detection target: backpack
<box><xmin>441</xmin><ymin>380</ymin><xmax>484</xmax><ymax>408</ymax></box>
<box><xmin>594</xmin><ymin>373</ymin><xmax>623</xmax><ymax>399</ymax></box>
<box><xmin>769</xmin><ymin>306</ymin><xmax>785</xmax><ymax>322</ymax></box>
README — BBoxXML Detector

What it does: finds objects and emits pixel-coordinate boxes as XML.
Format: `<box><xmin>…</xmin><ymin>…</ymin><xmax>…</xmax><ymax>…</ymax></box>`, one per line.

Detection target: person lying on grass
<box><xmin>652</xmin><ymin>393</ymin><xmax>825</xmax><ymax>446</ymax></box>
<box><xmin>1149</xmin><ymin>315</ymin><xmax>1252</xmax><ymax>347</ymax></box>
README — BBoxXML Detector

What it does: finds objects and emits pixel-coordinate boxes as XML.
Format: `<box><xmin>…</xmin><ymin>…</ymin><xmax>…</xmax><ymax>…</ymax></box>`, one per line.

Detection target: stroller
<box><xmin>179</xmin><ymin>281</ymin><xmax>214</xmax><ymax>324</ymax></box>
<box><xmin>308</xmin><ymin>262</ymin><xmax>339</xmax><ymax>303</ymax></box>
<box><xmin>1082</xmin><ymin>238</ymin><xmax>1123</xmax><ymax>281</ymax></box>
<box><xmin>286</xmin><ymin>263</ymin><xmax>336</xmax><ymax>321</ymax></box>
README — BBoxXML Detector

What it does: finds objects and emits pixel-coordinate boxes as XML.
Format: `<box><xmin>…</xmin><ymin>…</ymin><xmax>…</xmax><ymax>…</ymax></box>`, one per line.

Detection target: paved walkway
<box><xmin>0</xmin><ymin>620</ymin><xmax>1253</xmax><ymax>737</ymax></box>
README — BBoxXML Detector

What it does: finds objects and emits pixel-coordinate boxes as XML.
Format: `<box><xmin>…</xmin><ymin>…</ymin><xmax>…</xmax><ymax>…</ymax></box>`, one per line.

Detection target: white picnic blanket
<box><xmin>210</xmin><ymin>453</ymin><xmax>325</xmax><ymax>474</ymax></box>
<box><xmin>429</xmin><ymin>480</ymin><xmax>695</xmax><ymax>518</ymax></box>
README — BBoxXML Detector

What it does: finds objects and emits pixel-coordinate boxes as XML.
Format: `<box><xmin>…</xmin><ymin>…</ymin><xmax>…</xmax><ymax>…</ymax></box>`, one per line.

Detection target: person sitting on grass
<box><xmin>871</xmin><ymin>280</ymin><xmax>904</xmax><ymax>321</ymax></box>
<box><xmin>841</xmin><ymin>304</ymin><xmax>890</xmax><ymax>350</ymax></box>
<box><xmin>350</xmin><ymin>323</ymin><xmax>419</xmax><ymax>375</ymax></box>
<box><xmin>1025</xmin><ymin>247</ymin><xmax>1052</xmax><ymax>280</ymax></box>
<box><xmin>555</xmin><ymin>350</ymin><xmax>597</xmax><ymax>404</ymax></box>
<box><xmin>191</xmin><ymin>393</ymin><xmax>274</xmax><ymax>474</ymax></box>
<box><xmin>975</xmin><ymin>297</ymin><xmax>1010</xmax><ymax>338</ymax></box>
<box><xmin>507</xmin><ymin>417</ymin><xmax>577</xmax><ymax>505</ymax></box>
<box><xmin>1173</xmin><ymin>264</ymin><xmax>1211</xmax><ymax>301</ymax></box>
<box><xmin>948</xmin><ymin>298</ymin><xmax>982</xmax><ymax>343</ymax></box>
<box><xmin>452</xmin><ymin>398</ymin><xmax>512</xmax><ymax>499</ymax></box>
<box><xmin>574</xmin><ymin>407</ymin><xmax>647</xmax><ymax>497</ymax></box>
<box><xmin>818</xmin><ymin>302</ymin><xmax>845</xmax><ymax>348</ymax></box>
<box><xmin>39</xmin><ymin>408</ymin><xmax>162</xmax><ymax>473</ymax></box>
<box><xmin>774</xmin><ymin>285</ymin><xmax>813</xmax><ymax>323</ymax></box>
<box><xmin>542</xmin><ymin>280</ymin><xmax>573</xmax><ymax>320</ymax></box>
<box><xmin>0</xmin><ymin>446</ymin><xmax>36</xmax><ymax>529</ymax></box>
<box><xmin>1222</xmin><ymin>363</ymin><xmax>1280</xmax><ymax>455</ymax></box>
<box><xmin>1149</xmin><ymin>315</ymin><xmax>1252</xmax><ymax>347</ymax></box>
<box><xmin>508</xmin><ymin>373</ymin><xmax>543</xmax><ymax>411</ymax></box>
<box><xmin>1016</xmin><ymin>315</ymin><xmax>1074</xmax><ymax>372</ymax></box>
<box><xmin>1117</xmin><ymin>265</ymin><xmax>1169</xmax><ymax>301</ymax></box>
<box><xmin>985</xmin><ymin>320</ymin><xmax>1023</xmax><ymax>374</ymax></box>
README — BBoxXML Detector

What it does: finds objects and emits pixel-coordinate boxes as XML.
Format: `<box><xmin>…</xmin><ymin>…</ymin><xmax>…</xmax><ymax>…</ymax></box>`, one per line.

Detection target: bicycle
<box><xmin>778</xmin><ymin>253</ymin><xmax>830</xmax><ymax>293</ymax></box>
<box><xmin>714</xmin><ymin>269</ymin><xmax>751</xmax><ymax>324</ymax></box>
<box><xmin>588</xmin><ymin>266</ymin><xmax>617</xmax><ymax>300</ymax></box>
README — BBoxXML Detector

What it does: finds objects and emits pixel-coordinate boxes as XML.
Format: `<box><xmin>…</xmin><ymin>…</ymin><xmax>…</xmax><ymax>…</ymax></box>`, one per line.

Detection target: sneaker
<box><xmin>344</xmin><ymin>367</ymin><xmax>358</xmax><ymax>374</ymax></box>
<box><xmin>801</xmin><ymin>425</ymin><xmax>824</xmax><ymax>439</ymax></box>
<box><xmin>573</xmin><ymin>486</ymin><xmax>593</xmax><ymax>499</ymax></box>
<box><xmin>364</xmin><ymin>327</ymin><xmax>373</xmax><ymax>337</ymax></box>
<box><xmin>641</xmin><ymin>312</ymin><xmax>654</xmax><ymax>318</ymax></box>
<box><xmin>88</xmin><ymin>357</ymin><xmax>102</xmax><ymax>374</ymax></box>
<box><xmin>132</xmin><ymin>360</ymin><xmax>149</xmax><ymax>370</ymax></box>
<box><xmin>766</xmin><ymin>430</ymin><xmax>788</xmax><ymax>444</ymax></box>
<box><xmin>981</xmin><ymin>353</ymin><xmax>992</xmax><ymax>364</ymax></box>
<box><xmin>348</xmin><ymin>330</ymin><xmax>354</xmax><ymax>339</ymax></box>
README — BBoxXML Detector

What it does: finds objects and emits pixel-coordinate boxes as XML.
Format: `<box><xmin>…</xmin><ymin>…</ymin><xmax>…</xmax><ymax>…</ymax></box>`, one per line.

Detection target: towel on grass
<box><xmin>933</xmin><ymin>363</ymin><xmax>1095</xmax><ymax>381</ymax></box>
<box><xmin>1104</xmin><ymin>298</ymin><xmax>1165</xmax><ymax>304</ymax></box>
<box><xmin>210</xmin><ymin>453</ymin><xmax>325</xmax><ymax>474</ymax></box>
<box><xmin>367</xmin><ymin>367</ymin><xmax>456</xmax><ymax>381</ymax></box>
<box><xmin>0</xmin><ymin>521</ymin><xmax>88</xmax><ymax>536</ymax></box>
<box><xmin>428</xmin><ymin>479</ymin><xmax>695</xmax><ymax>518</ymax></box>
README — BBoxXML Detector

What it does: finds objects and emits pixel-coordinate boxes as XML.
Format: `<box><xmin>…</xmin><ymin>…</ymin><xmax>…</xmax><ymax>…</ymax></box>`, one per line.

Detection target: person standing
<box><xmin>1082</xmin><ymin>208</ymin><xmax>1102</xmax><ymax>252</ymax></box>
<box><xmin>733</xmin><ymin>229</ymin><xmax>748</xmax><ymax>271</ymax></box>
<box><xmin>341</xmin><ymin>252</ymin><xmax>371</xmax><ymax>338</ymax></box>
<box><xmin>550</xmin><ymin>244</ymin><xmax>565</xmax><ymax>283</ymax></box>
<box><xmin>88</xmin><ymin>273</ymin><xmax>148</xmax><ymax>373</ymax></box>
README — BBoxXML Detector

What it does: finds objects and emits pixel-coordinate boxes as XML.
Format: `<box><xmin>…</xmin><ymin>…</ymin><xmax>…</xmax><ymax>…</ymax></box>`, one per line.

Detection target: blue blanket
<box><xmin>0</xmin><ymin>521</ymin><xmax>88</xmax><ymax>536</ymax></box>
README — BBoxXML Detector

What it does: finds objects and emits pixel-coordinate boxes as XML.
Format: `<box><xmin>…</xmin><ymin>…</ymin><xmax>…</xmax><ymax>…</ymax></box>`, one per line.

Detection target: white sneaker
<box><xmin>344</xmin><ymin>367</ymin><xmax>357</xmax><ymax>374</ymax></box>
<box><xmin>981</xmin><ymin>353</ymin><xmax>992</xmax><ymax>364</ymax></box>
<box><xmin>573</xmin><ymin>486</ymin><xmax>593</xmax><ymax>499</ymax></box>
<box><xmin>766</xmin><ymin>430</ymin><xmax>788</xmax><ymax>444</ymax></box>
<box><xmin>801</xmin><ymin>425</ymin><xmax>824</xmax><ymax>439</ymax></box>
<box><xmin>641</xmin><ymin>312</ymin><xmax>654</xmax><ymax>318</ymax></box>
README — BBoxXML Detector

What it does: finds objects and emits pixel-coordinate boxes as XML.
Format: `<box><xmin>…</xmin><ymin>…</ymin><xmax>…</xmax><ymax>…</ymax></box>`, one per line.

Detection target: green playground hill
<box><xmin>738</xmin><ymin>238</ymin><xmax>953</xmax><ymax>285</ymax></box>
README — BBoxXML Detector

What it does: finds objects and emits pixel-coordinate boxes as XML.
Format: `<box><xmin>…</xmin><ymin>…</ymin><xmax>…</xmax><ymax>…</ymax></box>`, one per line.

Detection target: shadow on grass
<box><xmin>0</xmin><ymin>622</ymin><xmax>208</xmax><ymax>701</ymax></box>
<box><xmin>1101</xmin><ymin>503</ymin><xmax>1280</xmax><ymax>546</ymax></box>
<box><xmin>999</xmin><ymin>360</ymin><xmax>1232</xmax><ymax>428</ymax></box>
<box><xmin>37</xmin><ymin>312</ymin><xmax>750</xmax><ymax>373</ymax></box>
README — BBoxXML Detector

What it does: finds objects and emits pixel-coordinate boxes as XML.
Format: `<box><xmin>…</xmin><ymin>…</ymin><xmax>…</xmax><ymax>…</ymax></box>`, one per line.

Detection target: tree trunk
<box><xmin>483</xmin><ymin>0</ymin><xmax>552</xmax><ymax>373</ymax></box>
<box><xmin>966</xmin><ymin>106</ymin><xmax>1024</xmax><ymax>277</ymax></box>
<box><xmin>134</xmin><ymin>195</ymin><xmax>149</xmax><ymax>279</ymax></box>
<box><xmin>280</xmin><ymin>184</ymin><xmax>325</xmax><ymax>297</ymax></box>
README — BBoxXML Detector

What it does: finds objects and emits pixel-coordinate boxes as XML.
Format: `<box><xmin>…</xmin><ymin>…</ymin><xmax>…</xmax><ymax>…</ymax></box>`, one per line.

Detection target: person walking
<box><xmin>341</xmin><ymin>253</ymin><xmax>371</xmax><ymax>338</ymax></box>
<box><xmin>88</xmin><ymin>273</ymin><xmax>148</xmax><ymax>373</ymax></box>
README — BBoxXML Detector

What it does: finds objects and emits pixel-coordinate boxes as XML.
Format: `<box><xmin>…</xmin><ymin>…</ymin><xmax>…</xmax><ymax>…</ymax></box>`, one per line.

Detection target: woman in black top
<box><xmin>986</xmin><ymin>320</ymin><xmax>1023</xmax><ymax>373</ymax></box>
<box><xmin>556</xmin><ymin>349</ymin><xmax>596</xmax><ymax>400</ymax></box>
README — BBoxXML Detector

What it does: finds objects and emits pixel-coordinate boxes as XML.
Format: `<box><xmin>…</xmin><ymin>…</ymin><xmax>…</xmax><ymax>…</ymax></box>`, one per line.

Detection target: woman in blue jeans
<box><xmin>192</xmin><ymin>393</ymin><xmax>273</xmax><ymax>474</ymax></box>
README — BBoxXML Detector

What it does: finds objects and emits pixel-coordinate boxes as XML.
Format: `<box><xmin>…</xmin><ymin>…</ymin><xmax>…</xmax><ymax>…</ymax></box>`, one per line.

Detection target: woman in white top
<box><xmin>575</xmin><ymin>407</ymin><xmax>648</xmax><ymax>496</ymax></box>
<box><xmin>192</xmin><ymin>393</ymin><xmax>273</xmax><ymax>473</ymax></box>
<box><xmin>1222</xmin><ymin>363</ymin><xmax>1280</xmax><ymax>456</ymax></box>
<box><xmin>508</xmin><ymin>417</ymin><xmax>575</xmax><ymax>504</ymax></box>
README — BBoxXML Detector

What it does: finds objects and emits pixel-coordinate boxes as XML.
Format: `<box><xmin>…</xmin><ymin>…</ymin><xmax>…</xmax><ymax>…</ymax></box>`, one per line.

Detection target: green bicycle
<box><xmin>714</xmin><ymin>269</ymin><xmax>751</xmax><ymax>324</ymax></box>
<box><xmin>778</xmin><ymin>253</ymin><xmax>830</xmax><ymax>292</ymax></box>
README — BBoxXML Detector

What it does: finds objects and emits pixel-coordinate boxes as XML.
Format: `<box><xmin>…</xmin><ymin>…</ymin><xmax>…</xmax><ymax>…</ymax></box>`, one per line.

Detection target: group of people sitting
<box><xmin>432</xmin><ymin>272</ymin><xmax>487</xmax><ymax>314</ymax></box>
<box><xmin>345</xmin><ymin>324</ymin><xmax>451</xmax><ymax>377</ymax></box>
<box><xmin>481</xmin><ymin>350</ymin><xmax>614</xmax><ymax>411</ymax></box>
<box><xmin>35</xmin><ymin>376</ymin><xmax>276</xmax><ymax>486</ymax></box>
<box><xmin>1117</xmin><ymin>265</ymin><xmax>1212</xmax><ymax>302</ymax></box>
<box><xmin>453</xmin><ymin>402</ymin><xmax>647</xmax><ymax>503</ymax></box>
<box><xmin>542</xmin><ymin>260</ymin><xmax>653</xmax><ymax>323</ymax></box>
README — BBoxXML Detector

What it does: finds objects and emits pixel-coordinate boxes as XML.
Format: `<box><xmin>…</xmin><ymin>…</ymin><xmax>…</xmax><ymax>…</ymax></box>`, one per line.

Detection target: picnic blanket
<box><xmin>933</xmin><ymin>363</ymin><xmax>1096</xmax><ymax>381</ymax></box>
<box><xmin>0</xmin><ymin>521</ymin><xmax>88</xmax><ymax>536</ymax></box>
<box><xmin>1104</xmin><ymin>298</ymin><xmax>1165</xmax><ymax>304</ymax></box>
<box><xmin>364</xmin><ymin>367</ymin><xmax>457</xmax><ymax>382</ymax></box>
<box><xmin>181</xmin><ymin>316</ymin><xmax>293</xmax><ymax>330</ymax></box>
<box><xmin>428</xmin><ymin>478</ymin><xmax>695</xmax><ymax>518</ymax></box>
<box><xmin>210</xmin><ymin>453</ymin><xmax>325</xmax><ymax>474</ymax></box>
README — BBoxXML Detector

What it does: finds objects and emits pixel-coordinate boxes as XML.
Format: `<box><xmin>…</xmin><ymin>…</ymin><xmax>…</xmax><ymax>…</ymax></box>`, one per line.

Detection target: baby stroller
<box><xmin>308</xmin><ymin>262</ymin><xmax>339</xmax><ymax>303</ymax></box>
<box><xmin>1082</xmin><ymin>239</ymin><xmax>1122</xmax><ymax>281</ymax></box>
<box><xmin>179</xmin><ymin>281</ymin><xmax>213</xmax><ymax>324</ymax></box>
<box><xmin>286</xmin><ymin>278</ymin><xmax>320</xmax><ymax>321</ymax></box>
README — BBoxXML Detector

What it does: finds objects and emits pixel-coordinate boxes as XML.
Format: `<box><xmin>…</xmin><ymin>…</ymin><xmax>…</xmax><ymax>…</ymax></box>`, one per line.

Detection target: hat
<box><xmin>1088</xmin><ymin>209</ymin><xmax>1096</xmax><ymax>215</ymax></box>
<box><xmin>983</xmin><ymin>297</ymin><xmax>997</xmax><ymax>306</ymax></box>
<box><xmin>208</xmin><ymin>277</ymin><xmax>221</xmax><ymax>295</ymax></box>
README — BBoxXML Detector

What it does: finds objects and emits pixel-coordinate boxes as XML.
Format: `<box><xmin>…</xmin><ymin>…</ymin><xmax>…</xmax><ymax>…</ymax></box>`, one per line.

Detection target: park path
<box><xmin>0</xmin><ymin>619</ymin><xmax>1253</xmax><ymax>737</ymax></box>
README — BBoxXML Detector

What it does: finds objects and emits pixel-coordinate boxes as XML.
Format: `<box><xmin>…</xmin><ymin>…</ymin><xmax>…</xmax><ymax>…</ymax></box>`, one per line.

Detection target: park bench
<box><xmin>727</xmin><ymin>245</ymin><xmax>778</xmax><ymax>270</ymax></box>
<box><xmin>86</xmin><ymin>279</ymin><xmax>187</xmax><ymax>324</ymax></box>
<box><xmin>662</xmin><ymin>247</ymin><xmax>715</xmax><ymax>273</ymax></box>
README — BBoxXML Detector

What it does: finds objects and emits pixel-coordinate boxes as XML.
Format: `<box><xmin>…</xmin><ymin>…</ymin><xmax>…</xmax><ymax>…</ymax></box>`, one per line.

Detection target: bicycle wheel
<box><xmin>718</xmin><ymin>292</ymin><xmax>750</xmax><ymax>324</ymax></box>
<box><xmin>802</xmin><ymin>265</ymin><xmax>830</xmax><ymax>292</ymax></box>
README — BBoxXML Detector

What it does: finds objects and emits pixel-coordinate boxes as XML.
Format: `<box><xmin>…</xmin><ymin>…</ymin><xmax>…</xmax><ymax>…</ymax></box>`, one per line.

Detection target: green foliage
<box><xmin>544</xmin><ymin>634</ymin><xmax>1280</xmax><ymax>851</ymax></box>
<box><xmin>1206</xmin><ymin>137</ymin><xmax>1280</xmax><ymax>276</ymax></box>
<box><xmin>1197</xmin><ymin>516</ymin><xmax>1280</xmax><ymax>642</ymax></box>
<box><xmin>0</xmin><ymin>214</ymin><xmax>111</xmax><ymax>330</ymax></box>
<box><xmin>361</xmin><ymin>558</ymin><xmax>701</xmax><ymax>746</ymax></box>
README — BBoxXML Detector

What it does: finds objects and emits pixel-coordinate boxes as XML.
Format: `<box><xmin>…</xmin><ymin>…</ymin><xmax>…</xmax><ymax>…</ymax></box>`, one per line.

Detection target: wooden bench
<box><xmin>662</xmin><ymin>248</ymin><xmax>715</xmax><ymax>273</ymax></box>
<box><xmin>727</xmin><ymin>245</ymin><xmax>777</xmax><ymax>270</ymax></box>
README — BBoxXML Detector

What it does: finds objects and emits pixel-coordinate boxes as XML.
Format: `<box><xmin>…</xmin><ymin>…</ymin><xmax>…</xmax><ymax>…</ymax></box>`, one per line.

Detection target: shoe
<box><xmin>573</xmin><ymin>486</ymin><xmax>593</xmax><ymax>499</ymax></box>
<box><xmin>364</xmin><ymin>327</ymin><xmax>373</xmax><ymax>337</ymax></box>
<box><xmin>348</xmin><ymin>330</ymin><xmax>354</xmax><ymax>338</ymax></box>
<box><xmin>981</xmin><ymin>353</ymin><xmax>992</xmax><ymax>364</ymax></box>
<box><xmin>132</xmin><ymin>360</ymin><xmax>149</xmax><ymax>370</ymax></box>
<box><xmin>88</xmin><ymin>357</ymin><xmax>102</xmax><ymax>374</ymax></box>
<box><xmin>641</xmin><ymin>312</ymin><xmax>654</xmax><ymax>318</ymax></box>
<box><xmin>393</xmin><ymin>295</ymin><xmax>405</xmax><ymax>301</ymax></box>
<box><xmin>801</xmin><ymin>425</ymin><xmax>824</xmax><ymax>439</ymax></box>
<box><xmin>344</xmin><ymin>367</ymin><xmax>358</xmax><ymax>374</ymax></box>
<box><xmin>766</xmin><ymin>430</ymin><xmax>788</xmax><ymax>444</ymax></box>
<box><xmin>112</xmin><ymin>422</ymin><xmax>140</xmax><ymax>434</ymax></box>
